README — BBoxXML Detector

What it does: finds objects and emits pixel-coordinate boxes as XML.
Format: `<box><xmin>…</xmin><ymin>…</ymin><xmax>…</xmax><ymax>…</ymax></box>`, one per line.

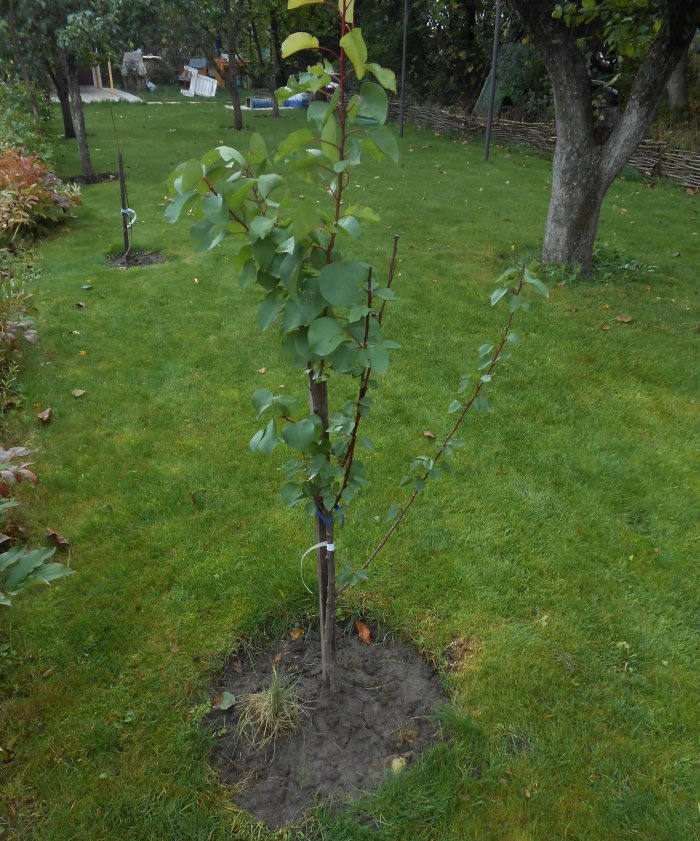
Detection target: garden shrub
<box><xmin>0</xmin><ymin>147</ymin><xmax>81</xmax><ymax>244</ymax></box>
<box><xmin>0</xmin><ymin>81</ymin><xmax>53</xmax><ymax>161</ymax></box>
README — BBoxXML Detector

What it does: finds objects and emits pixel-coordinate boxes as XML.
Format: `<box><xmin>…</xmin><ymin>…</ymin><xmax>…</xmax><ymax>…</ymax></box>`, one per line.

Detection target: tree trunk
<box><xmin>667</xmin><ymin>48</ymin><xmax>689</xmax><ymax>121</ymax></box>
<box><xmin>48</xmin><ymin>63</ymin><xmax>76</xmax><ymax>139</ymax></box>
<box><xmin>308</xmin><ymin>374</ymin><xmax>337</xmax><ymax>692</ymax></box>
<box><xmin>505</xmin><ymin>0</ymin><xmax>700</xmax><ymax>275</ymax></box>
<box><xmin>542</xmin><ymin>143</ymin><xmax>608</xmax><ymax>274</ymax></box>
<box><xmin>223</xmin><ymin>0</ymin><xmax>244</xmax><ymax>131</ymax></box>
<box><xmin>62</xmin><ymin>51</ymin><xmax>97</xmax><ymax>183</ymax></box>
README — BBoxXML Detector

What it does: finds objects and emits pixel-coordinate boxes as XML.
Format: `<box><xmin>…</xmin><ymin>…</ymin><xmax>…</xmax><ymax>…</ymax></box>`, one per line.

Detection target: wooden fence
<box><xmin>388</xmin><ymin>101</ymin><xmax>700</xmax><ymax>190</ymax></box>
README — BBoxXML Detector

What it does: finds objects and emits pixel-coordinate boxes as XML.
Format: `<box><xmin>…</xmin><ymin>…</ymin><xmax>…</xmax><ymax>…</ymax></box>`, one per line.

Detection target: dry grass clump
<box><xmin>236</xmin><ymin>669</ymin><xmax>307</xmax><ymax>749</ymax></box>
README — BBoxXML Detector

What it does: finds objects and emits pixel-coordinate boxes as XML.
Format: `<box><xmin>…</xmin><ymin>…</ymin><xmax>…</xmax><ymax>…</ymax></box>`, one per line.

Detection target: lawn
<box><xmin>0</xmin><ymin>96</ymin><xmax>698</xmax><ymax>840</ymax></box>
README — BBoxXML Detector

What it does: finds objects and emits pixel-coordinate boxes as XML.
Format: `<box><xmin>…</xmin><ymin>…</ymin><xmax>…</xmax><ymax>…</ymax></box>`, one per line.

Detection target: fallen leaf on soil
<box><xmin>273</xmin><ymin>653</ymin><xmax>282</xmax><ymax>664</ymax></box>
<box><xmin>289</xmin><ymin>628</ymin><xmax>304</xmax><ymax>640</ymax></box>
<box><xmin>71</xmin><ymin>389</ymin><xmax>86</xmax><ymax>398</ymax></box>
<box><xmin>213</xmin><ymin>690</ymin><xmax>236</xmax><ymax>711</ymax></box>
<box><xmin>46</xmin><ymin>529</ymin><xmax>70</xmax><ymax>549</ymax></box>
<box><xmin>355</xmin><ymin>619</ymin><xmax>371</xmax><ymax>644</ymax></box>
<box><xmin>390</xmin><ymin>756</ymin><xmax>406</xmax><ymax>774</ymax></box>
<box><xmin>616</xmin><ymin>314</ymin><xmax>634</xmax><ymax>324</ymax></box>
<box><xmin>423</xmin><ymin>430</ymin><xmax>435</xmax><ymax>439</ymax></box>
<box><xmin>37</xmin><ymin>408</ymin><xmax>52</xmax><ymax>423</ymax></box>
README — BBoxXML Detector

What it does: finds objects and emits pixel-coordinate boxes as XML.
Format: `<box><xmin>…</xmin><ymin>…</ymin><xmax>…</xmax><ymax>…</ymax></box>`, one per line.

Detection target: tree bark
<box><xmin>505</xmin><ymin>0</ymin><xmax>700</xmax><ymax>274</ymax></box>
<box><xmin>47</xmin><ymin>63</ymin><xmax>76</xmax><ymax>139</ymax></box>
<box><xmin>223</xmin><ymin>0</ymin><xmax>245</xmax><ymax>131</ymax></box>
<box><xmin>667</xmin><ymin>48</ymin><xmax>689</xmax><ymax>121</ymax></box>
<box><xmin>308</xmin><ymin>373</ymin><xmax>337</xmax><ymax>692</ymax></box>
<box><xmin>61</xmin><ymin>50</ymin><xmax>97</xmax><ymax>183</ymax></box>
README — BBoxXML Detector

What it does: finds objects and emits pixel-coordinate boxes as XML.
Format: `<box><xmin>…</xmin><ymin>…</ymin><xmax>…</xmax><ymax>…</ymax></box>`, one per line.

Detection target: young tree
<box><xmin>504</xmin><ymin>0</ymin><xmax>700</xmax><ymax>273</ymax></box>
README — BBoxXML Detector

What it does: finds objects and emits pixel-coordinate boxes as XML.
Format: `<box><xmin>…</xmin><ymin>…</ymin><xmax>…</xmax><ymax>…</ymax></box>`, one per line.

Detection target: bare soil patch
<box><xmin>206</xmin><ymin>621</ymin><xmax>449</xmax><ymax>829</ymax></box>
<box><xmin>107</xmin><ymin>250</ymin><xmax>167</xmax><ymax>268</ymax></box>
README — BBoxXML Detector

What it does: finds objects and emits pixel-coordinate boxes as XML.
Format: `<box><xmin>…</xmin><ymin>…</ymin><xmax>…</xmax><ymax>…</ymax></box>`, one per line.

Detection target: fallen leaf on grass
<box><xmin>289</xmin><ymin>628</ymin><xmax>304</xmax><ymax>640</ymax></box>
<box><xmin>75</xmin><ymin>301</ymin><xmax>86</xmax><ymax>309</ymax></box>
<box><xmin>616</xmin><ymin>314</ymin><xmax>634</xmax><ymax>324</ymax></box>
<box><xmin>71</xmin><ymin>389</ymin><xmax>86</xmax><ymax>398</ymax></box>
<box><xmin>213</xmin><ymin>691</ymin><xmax>236</xmax><ymax>710</ymax></box>
<box><xmin>355</xmin><ymin>619</ymin><xmax>371</xmax><ymax>644</ymax></box>
<box><xmin>46</xmin><ymin>529</ymin><xmax>70</xmax><ymax>549</ymax></box>
<box><xmin>423</xmin><ymin>430</ymin><xmax>435</xmax><ymax>439</ymax></box>
<box><xmin>257</xmin><ymin>367</ymin><xmax>267</xmax><ymax>374</ymax></box>
<box><xmin>42</xmin><ymin>666</ymin><xmax>57</xmax><ymax>679</ymax></box>
<box><xmin>81</xmin><ymin>284</ymin><xmax>93</xmax><ymax>291</ymax></box>
<box><xmin>37</xmin><ymin>408</ymin><xmax>52</xmax><ymax>423</ymax></box>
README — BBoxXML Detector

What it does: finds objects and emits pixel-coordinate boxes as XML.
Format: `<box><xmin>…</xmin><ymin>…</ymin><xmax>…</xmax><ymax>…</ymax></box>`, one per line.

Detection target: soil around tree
<box><xmin>107</xmin><ymin>250</ymin><xmax>167</xmax><ymax>268</ymax></box>
<box><xmin>206</xmin><ymin>621</ymin><xmax>449</xmax><ymax>829</ymax></box>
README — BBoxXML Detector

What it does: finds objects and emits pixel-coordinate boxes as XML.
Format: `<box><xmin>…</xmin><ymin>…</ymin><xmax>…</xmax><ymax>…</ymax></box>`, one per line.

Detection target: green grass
<box><xmin>0</xmin><ymin>98</ymin><xmax>698</xmax><ymax>841</ymax></box>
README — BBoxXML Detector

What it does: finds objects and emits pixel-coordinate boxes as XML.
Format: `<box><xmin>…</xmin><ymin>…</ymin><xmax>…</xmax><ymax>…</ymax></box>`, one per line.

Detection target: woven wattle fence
<box><xmin>388</xmin><ymin>101</ymin><xmax>700</xmax><ymax>190</ymax></box>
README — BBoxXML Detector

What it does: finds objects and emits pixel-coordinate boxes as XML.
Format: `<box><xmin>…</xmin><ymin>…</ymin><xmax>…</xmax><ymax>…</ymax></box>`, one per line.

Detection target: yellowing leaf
<box><xmin>338</xmin><ymin>0</ymin><xmax>354</xmax><ymax>23</ymax></box>
<box><xmin>287</xmin><ymin>0</ymin><xmax>322</xmax><ymax>7</ymax></box>
<box><xmin>355</xmin><ymin>619</ymin><xmax>371</xmax><ymax>644</ymax></box>
<box><xmin>289</xmin><ymin>628</ymin><xmax>304</xmax><ymax>640</ymax></box>
<box><xmin>281</xmin><ymin>31</ymin><xmax>320</xmax><ymax>59</ymax></box>
<box><xmin>339</xmin><ymin>28</ymin><xmax>367</xmax><ymax>79</ymax></box>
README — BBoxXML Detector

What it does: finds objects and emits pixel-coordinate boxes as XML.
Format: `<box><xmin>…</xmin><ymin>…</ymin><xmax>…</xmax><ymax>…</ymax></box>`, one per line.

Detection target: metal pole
<box><xmin>483</xmin><ymin>0</ymin><xmax>501</xmax><ymax>161</ymax></box>
<box><xmin>399</xmin><ymin>0</ymin><xmax>409</xmax><ymax>138</ymax></box>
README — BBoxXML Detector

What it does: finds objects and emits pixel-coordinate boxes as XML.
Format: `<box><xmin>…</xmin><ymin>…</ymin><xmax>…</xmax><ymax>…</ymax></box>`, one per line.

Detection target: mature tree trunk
<box><xmin>61</xmin><ymin>50</ymin><xmax>97</xmax><ymax>183</ymax></box>
<box><xmin>223</xmin><ymin>0</ymin><xmax>245</xmax><ymax>131</ymax></box>
<box><xmin>47</xmin><ymin>63</ymin><xmax>76</xmax><ymax>139</ymax></box>
<box><xmin>505</xmin><ymin>0</ymin><xmax>700</xmax><ymax>274</ymax></box>
<box><xmin>667</xmin><ymin>48</ymin><xmax>689</xmax><ymax>121</ymax></box>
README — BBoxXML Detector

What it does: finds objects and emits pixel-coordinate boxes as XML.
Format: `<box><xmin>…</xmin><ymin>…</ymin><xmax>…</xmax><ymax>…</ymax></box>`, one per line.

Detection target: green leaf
<box><xmin>473</xmin><ymin>396</ymin><xmax>491</xmax><ymax>412</ymax></box>
<box><xmin>288</xmin><ymin>0</ymin><xmax>322</xmax><ymax>7</ymax></box>
<box><xmin>321</xmin><ymin>117</ymin><xmax>339</xmax><ymax>163</ymax></box>
<box><xmin>249</xmin><ymin>216</ymin><xmax>275</xmax><ymax>242</ymax></box>
<box><xmin>169</xmin><ymin>159</ymin><xmax>204</xmax><ymax>194</ymax></box>
<box><xmin>318</xmin><ymin>261</ymin><xmax>369</xmax><ymax>307</ymax></box>
<box><xmin>337</xmin><ymin>215</ymin><xmax>361</xmax><ymax>239</ymax></box>
<box><xmin>250</xmin><ymin>419</ymin><xmax>282</xmax><ymax>454</ymax></box>
<box><xmin>506</xmin><ymin>331</ymin><xmax>519</xmax><ymax>345</ymax></box>
<box><xmin>165</xmin><ymin>191</ymin><xmax>197</xmax><ymax>223</ymax></box>
<box><xmin>257</xmin><ymin>173</ymin><xmax>285</xmax><ymax>199</ymax></box>
<box><xmin>448</xmin><ymin>399</ymin><xmax>463</xmax><ymax>413</ymax></box>
<box><xmin>368</xmin><ymin>346</ymin><xmax>390</xmax><ymax>374</ymax></box>
<box><xmin>213</xmin><ymin>691</ymin><xmax>236</xmax><ymax>710</ymax></box>
<box><xmin>524</xmin><ymin>270</ymin><xmax>549</xmax><ymax>298</ymax></box>
<box><xmin>258</xmin><ymin>294</ymin><xmax>284</xmax><ymax>331</ymax></box>
<box><xmin>367</xmin><ymin>125</ymin><xmax>398</xmax><ymax>162</ymax></box>
<box><xmin>307</xmin><ymin>100</ymin><xmax>331</xmax><ymax>128</ymax></box>
<box><xmin>282</xmin><ymin>416</ymin><xmax>321</xmax><ymax>450</ymax></box>
<box><xmin>365</xmin><ymin>62</ymin><xmax>397</xmax><ymax>92</ymax></box>
<box><xmin>249</xmin><ymin>132</ymin><xmax>268</xmax><ymax>166</ymax></box>
<box><xmin>189</xmin><ymin>219</ymin><xmax>226</xmax><ymax>252</ymax></box>
<box><xmin>339</xmin><ymin>28</ymin><xmax>368</xmax><ymax>79</ymax></box>
<box><xmin>252</xmin><ymin>388</ymin><xmax>274</xmax><ymax>418</ymax></box>
<box><xmin>276</xmin><ymin>128</ymin><xmax>315</xmax><ymax>161</ymax></box>
<box><xmin>308</xmin><ymin>317</ymin><xmax>345</xmax><ymax>356</ymax></box>
<box><xmin>490</xmin><ymin>287</ymin><xmax>508</xmax><ymax>306</ymax></box>
<box><xmin>281</xmin><ymin>31</ymin><xmax>320</xmax><ymax>59</ymax></box>
<box><xmin>357</xmin><ymin>82</ymin><xmax>388</xmax><ymax>124</ymax></box>
<box><xmin>386</xmin><ymin>503</ymin><xmax>402</xmax><ymax>521</ymax></box>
